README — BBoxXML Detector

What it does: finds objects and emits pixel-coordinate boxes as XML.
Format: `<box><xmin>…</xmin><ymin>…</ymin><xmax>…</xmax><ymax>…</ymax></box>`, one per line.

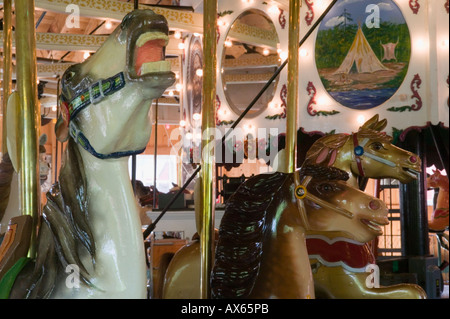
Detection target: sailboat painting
<box><xmin>315</xmin><ymin>0</ymin><xmax>411</xmax><ymax>110</ymax></box>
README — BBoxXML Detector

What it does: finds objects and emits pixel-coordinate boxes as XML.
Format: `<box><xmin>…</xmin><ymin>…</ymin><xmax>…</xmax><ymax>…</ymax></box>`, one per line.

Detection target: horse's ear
<box><xmin>55</xmin><ymin>115</ymin><xmax>69</xmax><ymax>143</ymax></box>
<box><xmin>372</xmin><ymin>118</ymin><xmax>388</xmax><ymax>132</ymax></box>
<box><xmin>55</xmin><ymin>101</ymin><xmax>70</xmax><ymax>142</ymax></box>
<box><xmin>360</xmin><ymin>114</ymin><xmax>380</xmax><ymax>130</ymax></box>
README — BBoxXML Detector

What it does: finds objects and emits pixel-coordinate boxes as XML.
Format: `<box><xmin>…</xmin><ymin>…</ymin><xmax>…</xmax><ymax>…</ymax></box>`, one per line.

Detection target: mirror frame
<box><xmin>216</xmin><ymin>1</ymin><xmax>288</xmax><ymax>126</ymax></box>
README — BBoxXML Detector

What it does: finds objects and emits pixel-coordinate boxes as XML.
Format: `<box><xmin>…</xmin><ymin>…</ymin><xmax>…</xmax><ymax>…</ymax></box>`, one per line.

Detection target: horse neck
<box><xmin>74</xmin><ymin>145</ymin><xmax>146</xmax><ymax>298</ymax></box>
<box><xmin>252</xmin><ymin>191</ymin><xmax>315</xmax><ymax>298</ymax></box>
<box><xmin>332</xmin><ymin>141</ymin><xmax>360</xmax><ymax>187</ymax></box>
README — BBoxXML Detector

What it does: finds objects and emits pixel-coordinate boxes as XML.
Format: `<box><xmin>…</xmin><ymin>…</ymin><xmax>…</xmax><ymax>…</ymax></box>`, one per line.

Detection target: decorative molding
<box><xmin>387</xmin><ymin>74</ymin><xmax>423</xmax><ymax>112</ymax></box>
<box><xmin>37</xmin><ymin>63</ymin><xmax>75</xmax><ymax>77</ymax></box>
<box><xmin>305</xmin><ymin>0</ymin><xmax>315</xmax><ymax>26</ymax></box>
<box><xmin>0</xmin><ymin>32</ymin><xmax>107</xmax><ymax>51</ymax></box>
<box><xmin>227</xmin><ymin>20</ymin><xmax>278</xmax><ymax>48</ymax></box>
<box><xmin>35</xmin><ymin>0</ymin><xmax>204</xmax><ymax>34</ymax></box>
<box><xmin>306</xmin><ymin>82</ymin><xmax>339</xmax><ymax>117</ymax></box>
<box><xmin>223</xmin><ymin>72</ymin><xmax>274</xmax><ymax>83</ymax></box>
<box><xmin>279</xmin><ymin>9</ymin><xmax>287</xmax><ymax>29</ymax></box>
<box><xmin>223</xmin><ymin>54</ymin><xmax>279</xmax><ymax>68</ymax></box>
<box><xmin>409</xmin><ymin>0</ymin><xmax>420</xmax><ymax>14</ymax></box>
<box><xmin>266</xmin><ymin>84</ymin><xmax>287</xmax><ymax>120</ymax></box>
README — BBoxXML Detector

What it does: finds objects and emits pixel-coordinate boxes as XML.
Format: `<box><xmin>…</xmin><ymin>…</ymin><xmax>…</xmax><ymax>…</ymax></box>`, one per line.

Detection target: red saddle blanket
<box><xmin>306</xmin><ymin>236</ymin><xmax>376</xmax><ymax>272</ymax></box>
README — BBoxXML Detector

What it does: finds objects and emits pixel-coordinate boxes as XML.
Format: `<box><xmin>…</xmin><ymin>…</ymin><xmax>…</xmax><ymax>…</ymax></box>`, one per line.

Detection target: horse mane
<box><xmin>10</xmin><ymin>139</ymin><xmax>96</xmax><ymax>299</ymax></box>
<box><xmin>211</xmin><ymin>165</ymin><xmax>349</xmax><ymax>299</ymax></box>
<box><xmin>211</xmin><ymin>171</ymin><xmax>289</xmax><ymax>299</ymax></box>
<box><xmin>0</xmin><ymin>154</ymin><xmax>14</xmax><ymax>224</ymax></box>
<box><xmin>303</xmin><ymin>133</ymin><xmax>350</xmax><ymax>167</ymax></box>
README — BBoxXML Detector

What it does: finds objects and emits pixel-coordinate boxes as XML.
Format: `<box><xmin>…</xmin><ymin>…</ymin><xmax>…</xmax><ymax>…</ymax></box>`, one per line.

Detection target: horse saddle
<box><xmin>0</xmin><ymin>215</ymin><xmax>32</xmax><ymax>298</ymax></box>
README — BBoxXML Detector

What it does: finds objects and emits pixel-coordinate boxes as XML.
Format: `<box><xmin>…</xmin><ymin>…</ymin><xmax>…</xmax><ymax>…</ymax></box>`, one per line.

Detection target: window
<box><xmin>129</xmin><ymin>155</ymin><xmax>178</xmax><ymax>194</ymax></box>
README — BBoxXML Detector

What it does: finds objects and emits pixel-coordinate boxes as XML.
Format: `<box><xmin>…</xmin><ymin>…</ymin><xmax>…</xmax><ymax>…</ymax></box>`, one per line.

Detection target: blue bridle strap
<box><xmin>69</xmin><ymin>122</ymin><xmax>146</xmax><ymax>160</ymax></box>
<box><xmin>66</xmin><ymin>72</ymin><xmax>146</xmax><ymax>160</ymax></box>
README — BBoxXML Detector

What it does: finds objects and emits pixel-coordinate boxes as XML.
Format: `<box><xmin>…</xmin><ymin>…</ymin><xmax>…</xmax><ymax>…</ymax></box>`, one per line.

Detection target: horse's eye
<box><xmin>319</xmin><ymin>183</ymin><xmax>334</xmax><ymax>193</ymax></box>
<box><xmin>370</xmin><ymin>142</ymin><xmax>384</xmax><ymax>151</ymax></box>
<box><xmin>64</xmin><ymin>71</ymin><xmax>75</xmax><ymax>82</ymax></box>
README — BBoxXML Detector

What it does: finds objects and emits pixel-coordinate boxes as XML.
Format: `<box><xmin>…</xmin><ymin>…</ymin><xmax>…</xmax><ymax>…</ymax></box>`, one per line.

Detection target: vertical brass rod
<box><xmin>15</xmin><ymin>0</ymin><xmax>40</xmax><ymax>259</ymax></box>
<box><xmin>284</xmin><ymin>0</ymin><xmax>302</xmax><ymax>174</ymax></box>
<box><xmin>200</xmin><ymin>0</ymin><xmax>217</xmax><ymax>299</ymax></box>
<box><xmin>2</xmin><ymin>0</ymin><xmax>13</xmax><ymax>155</ymax></box>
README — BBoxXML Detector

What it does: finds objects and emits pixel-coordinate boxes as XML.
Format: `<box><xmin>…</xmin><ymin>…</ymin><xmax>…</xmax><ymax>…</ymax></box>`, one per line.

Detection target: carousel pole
<box><xmin>283</xmin><ymin>0</ymin><xmax>302</xmax><ymax>174</ymax></box>
<box><xmin>15</xmin><ymin>0</ymin><xmax>41</xmax><ymax>259</ymax></box>
<box><xmin>1</xmin><ymin>0</ymin><xmax>13</xmax><ymax>156</ymax></box>
<box><xmin>200</xmin><ymin>0</ymin><xmax>217</xmax><ymax>299</ymax></box>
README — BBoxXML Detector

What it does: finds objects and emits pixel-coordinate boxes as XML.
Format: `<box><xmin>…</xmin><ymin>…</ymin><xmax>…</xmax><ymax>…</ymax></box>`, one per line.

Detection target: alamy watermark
<box><xmin>65</xmin><ymin>264</ymin><xmax>80</xmax><ymax>289</ymax></box>
<box><xmin>169</xmin><ymin>127</ymin><xmax>281</xmax><ymax>166</ymax></box>
<box><xmin>365</xmin><ymin>264</ymin><xmax>381</xmax><ymax>289</ymax></box>
<box><xmin>65</xmin><ymin>4</ymin><xmax>80</xmax><ymax>29</ymax></box>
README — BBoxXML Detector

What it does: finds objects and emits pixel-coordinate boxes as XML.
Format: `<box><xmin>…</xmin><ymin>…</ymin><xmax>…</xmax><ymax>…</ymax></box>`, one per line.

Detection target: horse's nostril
<box><xmin>409</xmin><ymin>156</ymin><xmax>418</xmax><ymax>164</ymax></box>
<box><xmin>369</xmin><ymin>200</ymin><xmax>381</xmax><ymax>211</ymax></box>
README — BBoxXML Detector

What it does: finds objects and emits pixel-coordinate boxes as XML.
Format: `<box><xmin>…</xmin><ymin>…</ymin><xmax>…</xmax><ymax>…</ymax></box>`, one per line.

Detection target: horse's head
<box><xmin>57</xmin><ymin>10</ymin><xmax>175</xmax><ymax>159</ymax></box>
<box><xmin>298</xmin><ymin>166</ymin><xmax>389</xmax><ymax>243</ymax></box>
<box><xmin>304</xmin><ymin>115</ymin><xmax>421</xmax><ymax>184</ymax></box>
<box><xmin>427</xmin><ymin>169</ymin><xmax>448</xmax><ymax>189</ymax></box>
<box><xmin>350</xmin><ymin>115</ymin><xmax>421</xmax><ymax>183</ymax></box>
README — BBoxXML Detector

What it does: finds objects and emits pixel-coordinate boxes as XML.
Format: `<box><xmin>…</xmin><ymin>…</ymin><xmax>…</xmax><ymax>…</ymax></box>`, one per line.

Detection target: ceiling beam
<box><xmin>35</xmin><ymin>0</ymin><xmax>204</xmax><ymax>34</ymax></box>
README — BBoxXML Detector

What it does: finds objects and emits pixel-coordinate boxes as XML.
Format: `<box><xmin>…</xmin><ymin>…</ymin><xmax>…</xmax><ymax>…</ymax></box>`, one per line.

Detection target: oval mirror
<box><xmin>222</xmin><ymin>9</ymin><xmax>281</xmax><ymax>118</ymax></box>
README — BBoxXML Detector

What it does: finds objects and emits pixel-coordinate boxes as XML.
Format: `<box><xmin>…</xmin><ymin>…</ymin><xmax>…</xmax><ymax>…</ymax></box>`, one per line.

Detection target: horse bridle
<box><xmin>61</xmin><ymin>72</ymin><xmax>146</xmax><ymax>160</ymax></box>
<box><xmin>352</xmin><ymin>133</ymin><xmax>396</xmax><ymax>177</ymax></box>
<box><xmin>294</xmin><ymin>174</ymin><xmax>355</xmax><ymax>230</ymax></box>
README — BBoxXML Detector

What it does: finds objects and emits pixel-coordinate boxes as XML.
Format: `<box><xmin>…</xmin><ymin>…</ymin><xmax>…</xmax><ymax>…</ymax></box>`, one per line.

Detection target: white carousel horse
<box><xmin>1</xmin><ymin>9</ymin><xmax>175</xmax><ymax>299</ymax></box>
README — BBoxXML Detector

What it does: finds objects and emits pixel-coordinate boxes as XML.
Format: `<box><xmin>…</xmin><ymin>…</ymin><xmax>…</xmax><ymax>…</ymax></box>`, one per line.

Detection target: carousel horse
<box><xmin>427</xmin><ymin>169</ymin><xmax>449</xmax><ymax>270</ymax></box>
<box><xmin>427</xmin><ymin>169</ymin><xmax>449</xmax><ymax>232</ymax></box>
<box><xmin>157</xmin><ymin>165</ymin><xmax>394</xmax><ymax>299</ymax></box>
<box><xmin>302</xmin><ymin>115</ymin><xmax>425</xmax><ymax>299</ymax></box>
<box><xmin>0</xmin><ymin>9</ymin><xmax>175</xmax><ymax>299</ymax></box>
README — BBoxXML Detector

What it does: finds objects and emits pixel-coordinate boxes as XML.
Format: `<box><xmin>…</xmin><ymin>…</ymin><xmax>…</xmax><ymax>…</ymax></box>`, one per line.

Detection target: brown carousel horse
<box><xmin>427</xmin><ymin>169</ymin><xmax>449</xmax><ymax>272</ymax></box>
<box><xmin>302</xmin><ymin>115</ymin><xmax>425</xmax><ymax>299</ymax></box>
<box><xmin>156</xmin><ymin>165</ymin><xmax>392</xmax><ymax>299</ymax></box>
<box><xmin>427</xmin><ymin>169</ymin><xmax>449</xmax><ymax>232</ymax></box>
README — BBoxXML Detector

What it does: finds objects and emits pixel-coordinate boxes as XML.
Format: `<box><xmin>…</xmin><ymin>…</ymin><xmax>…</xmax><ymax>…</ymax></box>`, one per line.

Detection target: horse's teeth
<box><xmin>139</xmin><ymin>61</ymin><xmax>171</xmax><ymax>75</ymax></box>
<box><xmin>136</xmin><ymin>32</ymin><xmax>169</xmax><ymax>48</ymax></box>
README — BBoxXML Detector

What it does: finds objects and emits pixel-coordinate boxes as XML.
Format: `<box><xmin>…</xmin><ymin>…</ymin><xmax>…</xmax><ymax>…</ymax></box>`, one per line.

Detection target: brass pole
<box><xmin>15</xmin><ymin>0</ymin><xmax>41</xmax><ymax>259</ymax></box>
<box><xmin>200</xmin><ymin>0</ymin><xmax>217</xmax><ymax>299</ymax></box>
<box><xmin>2</xmin><ymin>0</ymin><xmax>13</xmax><ymax>155</ymax></box>
<box><xmin>284</xmin><ymin>0</ymin><xmax>302</xmax><ymax>174</ymax></box>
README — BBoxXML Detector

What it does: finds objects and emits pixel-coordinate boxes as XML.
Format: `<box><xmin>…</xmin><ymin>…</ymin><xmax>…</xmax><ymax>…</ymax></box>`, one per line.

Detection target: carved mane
<box><xmin>10</xmin><ymin>139</ymin><xmax>95</xmax><ymax>298</ymax></box>
<box><xmin>211</xmin><ymin>165</ymin><xmax>349</xmax><ymax>299</ymax></box>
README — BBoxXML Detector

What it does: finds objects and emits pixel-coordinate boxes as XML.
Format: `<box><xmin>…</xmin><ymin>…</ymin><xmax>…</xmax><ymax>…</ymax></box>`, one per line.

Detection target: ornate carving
<box><xmin>307</xmin><ymin>82</ymin><xmax>339</xmax><ymax>117</ymax></box>
<box><xmin>279</xmin><ymin>9</ymin><xmax>287</xmax><ymax>29</ymax></box>
<box><xmin>409</xmin><ymin>0</ymin><xmax>420</xmax><ymax>14</ymax></box>
<box><xmin>387</xmin><ymin>74</ymin><xmax>423</xmax><ymax>112</ymax></box>
<box><xmin>266</xmin><ymin>84</ymin><xmax>287</xmax><ymax>120</ymax></box>
<box><xmin>305</xmin><ymin>0</ymin><xmax>315</xmax><ymax>26</ymax></box>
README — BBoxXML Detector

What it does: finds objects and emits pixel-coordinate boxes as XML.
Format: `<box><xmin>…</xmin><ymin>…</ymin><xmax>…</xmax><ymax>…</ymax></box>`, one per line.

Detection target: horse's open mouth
<box><xmin>402</xmin><ymin>167</ymin><xmax>420</xmax><ymax>179</ymax></box>
<box><xmin>360</xmin><ymin>218</ymin><xmax>389</xmax><ymax>234</ymax></box>
<box><xmin>134</xmin><ymin>32</ymin><xmax>171</xmax><ymax>77</ymax></box>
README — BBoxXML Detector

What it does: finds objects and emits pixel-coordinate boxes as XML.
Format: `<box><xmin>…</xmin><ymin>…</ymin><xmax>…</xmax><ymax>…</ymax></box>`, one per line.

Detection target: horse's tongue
<box><xmin>135</xmin><ymin>39</ymin><xmax>165</xmax><ymax>75</ymax></box>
